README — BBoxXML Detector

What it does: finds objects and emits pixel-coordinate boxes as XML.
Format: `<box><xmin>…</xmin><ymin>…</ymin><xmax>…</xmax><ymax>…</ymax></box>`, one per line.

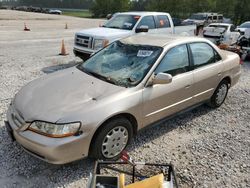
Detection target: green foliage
<box><xmin>141</xmin><ymin>0</ymin><xmax>250</xmax><ymax>23</ymax></box>
<box><xmin>91</xmin><ymin>0</ymin><xmax>130</xmax><ymax>18</ymax></box>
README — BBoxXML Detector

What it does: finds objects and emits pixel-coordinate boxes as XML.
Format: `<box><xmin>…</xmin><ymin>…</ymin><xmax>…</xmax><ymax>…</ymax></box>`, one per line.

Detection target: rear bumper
<box><xmin>6</xmin><ymin>106</ymin><xmax>92</xmax><ymax>164</ymax></box>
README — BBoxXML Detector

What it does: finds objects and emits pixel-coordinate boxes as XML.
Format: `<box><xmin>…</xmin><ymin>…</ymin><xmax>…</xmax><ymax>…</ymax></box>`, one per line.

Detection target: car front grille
<box><xmin>75</xmin><ymin>35</ymin><xmax>93</xmax><ymax>48</ymax></box>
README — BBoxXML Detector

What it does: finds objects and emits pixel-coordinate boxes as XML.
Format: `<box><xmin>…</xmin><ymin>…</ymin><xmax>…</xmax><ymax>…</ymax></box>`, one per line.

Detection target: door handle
<box><xmin>218</xmin><ymin>72</ymin><xmax>222</xmax><ymax>76</ymax></box>
<box><xmin>185</xmin><ymin>85</ymin><xmax>191</xmax><ymax>89</ymax></box>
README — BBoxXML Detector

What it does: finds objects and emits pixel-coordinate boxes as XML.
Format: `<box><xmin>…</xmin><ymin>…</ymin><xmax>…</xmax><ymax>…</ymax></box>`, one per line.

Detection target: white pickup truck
<box><xmin>74</xmin><ymin>12</ymin><xmax>196</xmax><ymax>60</ymax></box>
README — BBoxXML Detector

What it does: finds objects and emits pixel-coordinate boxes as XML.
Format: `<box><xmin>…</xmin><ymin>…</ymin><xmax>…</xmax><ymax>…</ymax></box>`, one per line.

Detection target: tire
<box><xmin>90</xmin><ymin>117</ymin><xmax>133</xmax><ymax>160</ymax></box>
<box><xmin>207</xmin><ymin>80</ymin><xmax>229</xmax><ymax>108</ymax></box>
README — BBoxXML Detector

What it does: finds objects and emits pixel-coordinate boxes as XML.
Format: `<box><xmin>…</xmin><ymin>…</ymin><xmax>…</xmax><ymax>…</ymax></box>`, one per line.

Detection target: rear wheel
<box><xmin>90</xmin><ymin>117</ymin><xmax>133</xmax><ymax>160</ymax></box>
<box><xmin>207</xmin><ymin>80</ymin><xmax>229</xmax><ymax>108</ymax></box>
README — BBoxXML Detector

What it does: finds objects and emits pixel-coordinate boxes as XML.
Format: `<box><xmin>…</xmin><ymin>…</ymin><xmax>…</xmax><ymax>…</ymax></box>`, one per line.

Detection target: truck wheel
<box><xmin>90</xmin><ymin>117</ymin><xmax>133</xmax><ymax>160</ymax></box>
<box><xmin>207</xmin><ymin>80</ymin><xmax>229</xmax><ymax>108</ymax></box>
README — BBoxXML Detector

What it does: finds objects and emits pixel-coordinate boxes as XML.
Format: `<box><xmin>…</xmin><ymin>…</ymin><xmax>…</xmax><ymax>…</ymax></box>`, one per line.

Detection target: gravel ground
<box><xmin>0</xmin><ymin>10</ymin><xmax>249</xmax><ymax>188</ymax></box>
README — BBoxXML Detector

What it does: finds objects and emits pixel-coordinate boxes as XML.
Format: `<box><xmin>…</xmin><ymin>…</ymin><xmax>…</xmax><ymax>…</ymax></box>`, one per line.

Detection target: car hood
<box><xmin>13</xmin><ymin>67</ymin><xmax>125</xmax><ymax>123</ymax></box>
<box><xmin>76</xmin><ymin>27</ymin><xmax>132</xmax><ymax>39</ymax></box>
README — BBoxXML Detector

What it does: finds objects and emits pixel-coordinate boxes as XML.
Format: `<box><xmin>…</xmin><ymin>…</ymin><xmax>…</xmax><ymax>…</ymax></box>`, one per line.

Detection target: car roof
<box><xmin>120</xmin><ymin>33</ymin><xmax>209</xmax><ymax>47</ymax></box>
<box><xmin>118</xmin><ymin>11</ymin><xmax>169</xmax><ymax>16</ymax></box>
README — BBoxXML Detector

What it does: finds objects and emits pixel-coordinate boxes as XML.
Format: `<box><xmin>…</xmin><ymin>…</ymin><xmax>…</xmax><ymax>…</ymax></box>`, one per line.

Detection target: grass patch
<box><xmin>63</xmin><ymin>9</ymin><xmax>92</xmax><ymax>18</ymax></box>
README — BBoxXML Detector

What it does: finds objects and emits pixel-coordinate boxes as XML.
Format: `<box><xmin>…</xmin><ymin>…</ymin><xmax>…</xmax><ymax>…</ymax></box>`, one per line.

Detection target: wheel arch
<box><xmin>221</xmin><ymin>76</ymin><xmax>231</xmax><ymax>87</ymax></box>
<box><xmin>88</xmin><ymin>113</ymin><xmax>138</xmax><ymax>156</ymax></box>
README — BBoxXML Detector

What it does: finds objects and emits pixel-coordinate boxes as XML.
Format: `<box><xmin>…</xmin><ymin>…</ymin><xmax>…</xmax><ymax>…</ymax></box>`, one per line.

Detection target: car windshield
<box><xmin>103</xmin><ymin>14</ymin><xmax>141</xmax><ymax>30</ymax></box>
<box><xmin>239</xmin><ymin>22</ymin><xmax>250</xmax><ymax>28</ymax></box>
<box><xmin>77</xmin><ymin>41</ymin><xmax>162</xmax><ymax>87</ymax></box>
<box><xmin>190</xmin><ymin>14</ymin><xmax>206</xmax><ymax>20</ymax></box>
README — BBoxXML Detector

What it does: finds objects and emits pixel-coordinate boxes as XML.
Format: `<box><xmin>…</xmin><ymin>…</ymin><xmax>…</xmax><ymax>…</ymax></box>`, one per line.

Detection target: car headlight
<box><xmin>29</xmin><ymin>121</ymin><xmax>81</xmax><ymax>138</ymax></box>
<box><xmin>93</xmin><ymin>39</ymin><xmax>109</xmax><ymax>50</ymax></box>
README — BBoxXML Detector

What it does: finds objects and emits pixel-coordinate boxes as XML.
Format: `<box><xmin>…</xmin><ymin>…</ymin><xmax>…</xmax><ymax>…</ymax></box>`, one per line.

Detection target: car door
<box><xmin>189</xmin><ymin>42</ymin><xmax>224</xmax><ymax>103</ymax></box>
<box><xmin>136</xmin><ymin>15</ymin><xmax>158</xmax><ymax>33</ymax></box>
<box><xmin>142</xmin><ymin>44</ymin><xmax>194</xmax><ymax>125</ymax></box>
<box><xmin>155</xmin><ymin>15</ymin><xmax>173</xmax><ymax>34</ymax></box>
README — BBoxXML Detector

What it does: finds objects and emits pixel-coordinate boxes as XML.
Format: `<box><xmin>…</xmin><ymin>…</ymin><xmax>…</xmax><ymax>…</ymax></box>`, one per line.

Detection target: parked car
<box><xmin>74</xmin><ymin>11</ymin><xmax>197</xmax><ymax>60</ymax></box>
<box><xmin>237</xmin><ymin>21</ymin><xmax>250</xmax><ymax>35</ymax></box>
<box><xmin>5</xmin><ymin>34</ymin><xmax>241</xmax><ymax>164</ymax></box>
<box><xmin>203</xmin><ymin>23</ymin><xmax>240</xmax><ymax>45</ymax></box>
<box><xmin>48</xmin><ymin>9</ymin><xmax>62</xmax><ymax>15</ymax></box>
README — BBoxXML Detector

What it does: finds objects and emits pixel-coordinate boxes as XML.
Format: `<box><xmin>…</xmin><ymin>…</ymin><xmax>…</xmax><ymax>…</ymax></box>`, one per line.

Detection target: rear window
<box><xmin>239</xmin><ymin>22</ymin><xmax>250</xmax><ymax>28</ymax></box>
<box><xmin>189</xmin><ymin>42</ymin><xmax>221</xmax><ymax>68</ymax></box>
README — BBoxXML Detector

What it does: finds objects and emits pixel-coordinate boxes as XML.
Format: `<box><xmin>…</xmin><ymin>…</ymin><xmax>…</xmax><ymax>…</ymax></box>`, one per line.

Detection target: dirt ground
<box><xmin>0</xmin><ymin>10</ymin><xmax>249</xmax><ymax>188</ymax></box>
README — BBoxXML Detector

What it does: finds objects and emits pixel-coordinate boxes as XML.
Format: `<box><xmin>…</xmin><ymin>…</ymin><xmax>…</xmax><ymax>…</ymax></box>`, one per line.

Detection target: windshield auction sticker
<box><xmin>137</xmin><ymin>50</ymin><xmax>153</xmax><ymax>57</ymax></box>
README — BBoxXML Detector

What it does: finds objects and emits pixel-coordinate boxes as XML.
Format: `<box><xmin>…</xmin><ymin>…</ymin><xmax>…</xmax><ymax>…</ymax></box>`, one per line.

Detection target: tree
<box><xmin>91</xmin><ymin>0</ymin><xmax>130</xmax><ymax>17</ymax></box>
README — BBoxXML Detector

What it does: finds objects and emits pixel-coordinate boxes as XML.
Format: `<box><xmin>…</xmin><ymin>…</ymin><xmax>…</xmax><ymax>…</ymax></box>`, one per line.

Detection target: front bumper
<box><xmin>6</xmin><ymin>107</ymin><xmax>92</xmax><ymax>164</ymax></box>
<box><xmin>73</xmin><ymin>47</ymin><xmax>94</xmax><ymax>61</ymax></box>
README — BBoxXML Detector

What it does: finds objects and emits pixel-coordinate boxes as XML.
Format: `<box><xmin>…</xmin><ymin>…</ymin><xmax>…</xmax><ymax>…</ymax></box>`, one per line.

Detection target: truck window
<box><xmin>156</xmin><ymin>15</ymin><xmax>170</xmax><ymax>28</ymax></box>
<box><xmin>137</xmin><ymin>16</ymin><xmax>156</xmax><ymax>29</ymax></box>
<box><xmin>212</xmin><ymin>16</ymin><xmax>217</xmax><ymax>20</ymax></box>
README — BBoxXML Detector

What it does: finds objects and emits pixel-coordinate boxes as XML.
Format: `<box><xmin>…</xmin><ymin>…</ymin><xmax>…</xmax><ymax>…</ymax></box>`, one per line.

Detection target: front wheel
<box><xmin>90</xmin><ymin>117</ymin><xmax>133</xmax><ymax>160</ymax></box>
<box><xmin>207</xmin><ymin>80</ymin><xmax>229</xmax><ymax>108</ymax></box>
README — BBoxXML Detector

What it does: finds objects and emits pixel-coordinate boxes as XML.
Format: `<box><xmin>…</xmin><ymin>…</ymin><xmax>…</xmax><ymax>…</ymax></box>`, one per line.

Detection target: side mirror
<box><xmin>135</xmin><ymin>25</ymin><xmax>149</xmax><ymax>33</ymax></box>
<box><xmin>153</xmin><ymin>73</ymin><xmax>172</xmax><ymax>85</ymax></box>
<box><xmin>146</xmin><ymin>73</ymin><xmax>173</xmax><ymax>87</ymax></box>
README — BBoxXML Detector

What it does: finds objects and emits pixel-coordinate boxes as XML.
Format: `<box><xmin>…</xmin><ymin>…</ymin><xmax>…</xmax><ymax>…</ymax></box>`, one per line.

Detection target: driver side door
<box><xmin>136</xmin><ymin>16</ymin><xmax>158</xmax><ymax>34</ymax></box>
<box><xmin>142</xmin><ymin>44</ymin><xmax>194</xmax><ymax>126</ymax></box>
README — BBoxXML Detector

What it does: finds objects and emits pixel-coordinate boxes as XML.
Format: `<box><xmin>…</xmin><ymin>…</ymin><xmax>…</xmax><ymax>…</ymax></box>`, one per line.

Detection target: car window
<box><xmin>213</xmin><ymin>16</ymin><xmax>217</xmax><ymax>20</ymax></box>
<box><xmin>137</xmin><ymin>16</ymin><xmax>156</xmax><ymax>29</ymax></box>
<box><xmin>155</xmin><ymin>44</ymin><xmax>189</xmax><ymax>76</ymax></box>
<box><xmin>156</xmin><ymin>15</ymin><xmax>170</xmax><ymax>28</ymax></box>
<box><xmin>189</xmin><ymin>43</ymin><xmax>221</xmax><ymax>68</ymax></box>
<box><xmin>230</xmin><ymin>25</ymin><xmax>236</xmax><ymax>32</ymax></box>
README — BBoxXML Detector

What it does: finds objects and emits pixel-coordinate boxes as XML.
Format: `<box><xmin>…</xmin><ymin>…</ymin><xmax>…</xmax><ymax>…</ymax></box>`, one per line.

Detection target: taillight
<box><xmin>239</xmin><ymin>58</ymin><xmax>244</xmax><ymax>65</ymax></box>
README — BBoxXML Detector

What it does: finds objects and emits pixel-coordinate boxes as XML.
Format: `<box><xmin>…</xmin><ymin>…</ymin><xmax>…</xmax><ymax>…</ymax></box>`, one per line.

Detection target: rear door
<box><xmin>155</xmin><ymin>15</ymin><xmax>174</xmax><ymax>34</ymax></box>
<box><xmin>142</xmin><ymin>44</ymin><xmax>194</xmax><ymax>125</ymax></box>
<box><xmin>189</xmin><ymin>42</ymin><xmax>224</xmax><ymax>103</ymax></box>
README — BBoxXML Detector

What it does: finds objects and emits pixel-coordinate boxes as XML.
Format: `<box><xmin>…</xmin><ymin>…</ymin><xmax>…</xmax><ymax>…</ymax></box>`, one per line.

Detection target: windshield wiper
<box><xmin>78</xmin><ymin>66</ymin><xmax>118</xmax><ymax>85</ymax></box>
<box><xmin>108</xmin><ymin>26</ymin><xmax>121</xmax><ymax>29</ymax></box>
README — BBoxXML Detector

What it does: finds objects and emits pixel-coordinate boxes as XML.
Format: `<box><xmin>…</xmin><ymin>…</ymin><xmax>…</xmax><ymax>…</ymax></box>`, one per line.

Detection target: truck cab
<box><xmin>73</xmin><ymin>12</ymin><xmax>174</xmax><ymax>60</ymax></box>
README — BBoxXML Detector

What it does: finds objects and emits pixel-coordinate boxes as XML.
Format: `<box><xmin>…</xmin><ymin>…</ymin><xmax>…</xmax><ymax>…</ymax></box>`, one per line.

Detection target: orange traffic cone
<box><xmin>24</xmin><ymin>23</ymin><xmax>30</xmax><ymax>31</ymax></box>
<box><xmin>65</xmin><ymin>23</ymin><xmax>68</xmax><ymax>29</ymax></box>
<box><xmin>59</xmin><ymin>39</ymin><xmax>69</xmax><ymax>56</ymax></box>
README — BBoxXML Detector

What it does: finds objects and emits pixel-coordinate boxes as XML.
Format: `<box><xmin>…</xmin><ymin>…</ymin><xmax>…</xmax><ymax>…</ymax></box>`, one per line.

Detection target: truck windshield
<box><xmin>77</xmin><ymin>41</ymin><xmax>162</xmax><ymax>87</ymax></box>
<box><xmin>190</xmin><ymin>14</ymin><xmax>206</xmax><ymax>20</ymax></box>
<box><xmin>103</xmin><ymin>15</ymin><xmax>140</xmax><ymax>30</ymax></box>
